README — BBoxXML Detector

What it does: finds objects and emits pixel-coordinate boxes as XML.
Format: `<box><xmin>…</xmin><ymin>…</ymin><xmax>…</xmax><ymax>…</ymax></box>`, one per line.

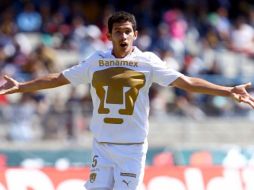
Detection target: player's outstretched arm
<box><xmin>171</xmin><ymin>75</ymin><xmax>254</xmax><ymax>109</ymax></box>
<box><xmin>0</xmin><ymin>73</ymin><xmax>70</xmax><ymax>95</ymax></box>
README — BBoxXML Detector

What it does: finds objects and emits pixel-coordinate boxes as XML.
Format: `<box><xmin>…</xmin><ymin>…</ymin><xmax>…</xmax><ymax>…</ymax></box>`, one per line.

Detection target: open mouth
<box><xmin>120</xmin><ymin>42</ymin><xmax>128</xmax><ymax>48</ymax></box>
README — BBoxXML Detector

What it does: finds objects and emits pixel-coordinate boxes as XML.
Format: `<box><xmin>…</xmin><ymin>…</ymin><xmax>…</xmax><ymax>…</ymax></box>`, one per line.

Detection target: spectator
<box><xmin>228</xmin><ymin>16</ymin><xmax>254</xmax><ymax>57</ymax></box>
<box><xmin>163</xmin><ymin>9</ymin><xmax>188</xmax><ymax>60</ymax></box>
<box><xmin>207</xmin><ymin>7</ymin><xmax>231</xmax><ymax>44</ymax></box>
<box><xmin>5</xmin><ymin>93</ymin><xmax>42</xmax><ymax>142</ymax></box>
<box><xmin>77</xmin><ymin>24</ymin><xmax>106</xmax><ymax>60</ymax></box>
<box><xmin>16</xmin><ymin>3</ymin><xmax>42</xmax><ymax>32</ymax></box>
<box><xmin>152</xmin><ymin>23</ymin><xmax>172</xmax><ymax>54</ymax></box>
<box><xmin>135</xmin><ymin>27</ymin><xmax>152</xmax><ymax>51</ymax></box>
<box><xmin>0</xmin><ymin>0</ymin><xmax>253</xmax><ymax>143</ymax></box>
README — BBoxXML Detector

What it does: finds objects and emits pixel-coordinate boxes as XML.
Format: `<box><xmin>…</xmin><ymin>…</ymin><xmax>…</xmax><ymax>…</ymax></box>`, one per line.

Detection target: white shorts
<box><xmin>85</xmin><ymin>139</ymin><xmax>148</xmax><ymax>190</ymax></box>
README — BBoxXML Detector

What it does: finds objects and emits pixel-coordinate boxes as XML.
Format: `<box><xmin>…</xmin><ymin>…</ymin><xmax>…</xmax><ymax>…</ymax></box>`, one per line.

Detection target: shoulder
<box><xmin>134</xmin><ymin>48</ymin><xmax>162</xmax><ymax>63</ymax></box>
<box><xmin>139</xmin><ymin>51</ymin><xmax>164</xmax><ymax>65</ymax></box>
<box><xmin>80</xmin><ymin>50</ymin><xmax>111</xmax><ymax>64</ymax></box>
<box><xmin>143</xmin><ymin>51</ymin><xmax>162</xmax><ymax>62</ymax></box>
<box><xmin>96</xmin><ymin>49</ymin><xmax>112</xmax><ymax>59</ymax></box>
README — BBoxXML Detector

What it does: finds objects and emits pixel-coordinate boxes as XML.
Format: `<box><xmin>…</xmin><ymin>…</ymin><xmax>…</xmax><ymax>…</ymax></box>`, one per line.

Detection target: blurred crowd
<box><xmin>0</xmin><ymin>0</ymin><xmax>254</xmax><ymax>142</ymax></box>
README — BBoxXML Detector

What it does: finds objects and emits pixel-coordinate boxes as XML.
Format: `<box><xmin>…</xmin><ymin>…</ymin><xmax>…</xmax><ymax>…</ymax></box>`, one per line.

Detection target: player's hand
<box><xmin>0</xmin><ymin>75</ymin><xmax>20</xmax><ymax>95</ymax></box>
<box><xmin>231</xmin><ymin>82</ymin><xmax>254</xmax><ymax>109</ymax></box>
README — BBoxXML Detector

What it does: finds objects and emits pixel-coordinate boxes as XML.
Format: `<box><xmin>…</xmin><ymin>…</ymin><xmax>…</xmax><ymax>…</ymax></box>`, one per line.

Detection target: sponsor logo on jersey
<box><xmin>122</xmin><ymin>179</ymin><xmax>131</xmax><ymax>187</ymax></box>
<box><xmin>99</xmin><ymin>60</ymin><xmax>138</xmax><ymax>67</ymax></box>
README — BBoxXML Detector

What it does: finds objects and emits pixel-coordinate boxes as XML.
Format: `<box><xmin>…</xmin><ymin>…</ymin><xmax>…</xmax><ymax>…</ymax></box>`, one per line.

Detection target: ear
<box><xmin>107</xmin><ymin>32</ymin><xmax>112</xmax><ymax>41</ymax></box>
<box><xmin>133</xmin><ymin>30</ymin><xmax>138</xmax><ymax>40</ymax></box>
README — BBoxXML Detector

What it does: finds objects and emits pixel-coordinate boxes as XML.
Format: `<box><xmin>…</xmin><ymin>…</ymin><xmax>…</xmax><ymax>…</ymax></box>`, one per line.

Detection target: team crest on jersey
<box><xmin>92</xmin><ymin>67</ymin><xmax>146</xmax><ymax>124</ymax></box>
<box><xmin>89</xmin><ymin>173</ymin><xmax>97</xmax><ymax>183</ymax></box>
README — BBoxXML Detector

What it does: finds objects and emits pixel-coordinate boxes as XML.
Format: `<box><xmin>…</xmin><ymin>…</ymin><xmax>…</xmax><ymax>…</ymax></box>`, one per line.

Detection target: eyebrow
<box><xmin>113</xmin><ymin>26</ymin><xmax>132</xmax><ymax>30</ymax></box>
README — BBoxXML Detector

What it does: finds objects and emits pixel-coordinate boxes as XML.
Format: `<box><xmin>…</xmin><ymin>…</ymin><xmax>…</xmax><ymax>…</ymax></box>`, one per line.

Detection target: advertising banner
<box><xmin>0</xmin><ymin>166</ymin><xmax>254</xmax><ymax>190</ymax></box>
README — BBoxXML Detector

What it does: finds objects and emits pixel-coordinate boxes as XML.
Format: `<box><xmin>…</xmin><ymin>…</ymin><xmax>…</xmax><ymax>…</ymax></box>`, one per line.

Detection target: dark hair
<box><xmin>108</xmin><ymin>11</ymin><xmax>137</xmax><ymax>33</ymax></box>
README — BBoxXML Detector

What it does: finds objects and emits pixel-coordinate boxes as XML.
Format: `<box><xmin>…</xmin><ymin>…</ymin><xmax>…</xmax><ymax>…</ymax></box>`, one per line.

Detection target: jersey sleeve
<box><xmin>62</xmin><ymin>53</ymin><xmax>97</xmax><ymax>85</ymax></box>
<box><xmin>150</xmin><ymin>52</ymin><xmax>183</xmax><ymax>86</ymax></box>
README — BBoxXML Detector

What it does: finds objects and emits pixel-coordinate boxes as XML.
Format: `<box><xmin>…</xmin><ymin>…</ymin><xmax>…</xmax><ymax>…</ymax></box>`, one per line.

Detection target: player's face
<box><xmin>108</xmin><ymin>21</ymin><xmax>138</xmax><ymax>58</ymax></box>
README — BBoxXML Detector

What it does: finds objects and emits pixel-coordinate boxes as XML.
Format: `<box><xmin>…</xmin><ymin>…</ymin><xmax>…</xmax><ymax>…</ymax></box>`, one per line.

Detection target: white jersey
<box><xmin>63</xmin><ymin>47</ymin><xmax>183</xmax><ymax>143</ymax></box>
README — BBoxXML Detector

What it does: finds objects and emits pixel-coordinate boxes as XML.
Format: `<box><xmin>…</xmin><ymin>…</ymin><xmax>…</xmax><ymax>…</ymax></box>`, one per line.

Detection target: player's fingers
<box><xmin>0</xmin><ymin>90</ymin><xmax>7</xmax><ymax>95</ymax></box>
<box><xmin>0</xmin><ymin>89</ymin><xmax>9</xmax><ymax>95</ymax></box>
<box><xmin>3</xmin><ymin>75</ymin><xmax>16</xmax><ymax>83</ymax></box>
<box><xmin>243</xmin><ymin>82</ymin><xmax>252</xmax><ymax>90</ymax></box>
<box><xmin>0</xmin><ymin>87</ymin><xmax>17</xmax><ymax>95</ymax></box>
<box><xmin>238</xmin><ymin>82</ymin><xmax>251</xmax><ymax>87</ymax></box>
<box><xmin>248</xmin><ymin>94</ymin><xmax>254</xmax><ymax>101</ymax></box>
<box><xmin>246</xmin><ymin>100</ymin><xmax>254</xmax><ymax>109</ymax></box>
<box><xmin>249</xmin><ymin>99</ymin><xmax>254</xmax><ymax>108</ymax></box>
<box><xmin>250</xmin><ymin>96</ymin><xmax>254</xmax><ymax>102</ymax></box>
<box><xmin>240</xmin><ymin>96</ymin><xmax>254</xmax><ymax>108</ymax></box>
<box><xmin>3</xmin><ymin>75</ymin><xmax>10</xmax><ymax>80</ymax></box>
<box><xmin>244</xmin><ymin>101</ymin><xmax>254</xmax><ymax>109</ymax></box>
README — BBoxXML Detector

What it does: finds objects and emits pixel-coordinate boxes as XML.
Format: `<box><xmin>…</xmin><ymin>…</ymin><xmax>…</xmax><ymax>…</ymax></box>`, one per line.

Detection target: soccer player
<box><xmin>1</xmin><ymin>11</ymin><xmax>254</xmax><ymax>190</ymax></box>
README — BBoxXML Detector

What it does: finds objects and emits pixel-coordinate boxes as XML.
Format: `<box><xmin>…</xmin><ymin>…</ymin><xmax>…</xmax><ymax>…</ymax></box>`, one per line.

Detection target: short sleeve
<box><xmin>62</xmin><ymin>53</ymin><xmax>97</xmax><ymax>85</ymax></box>
<box><xmin>150</xmin><ymin>53</ymin><xmax>183</xmax><ymax>86</ymax></box>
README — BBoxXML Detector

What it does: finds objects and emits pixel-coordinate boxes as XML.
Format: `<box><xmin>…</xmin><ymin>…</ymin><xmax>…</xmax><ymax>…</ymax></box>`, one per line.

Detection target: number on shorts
<box><xmin>92</xmin><ymin>155</ymin><xmax>98</xmax><ymax>167</ymax></box>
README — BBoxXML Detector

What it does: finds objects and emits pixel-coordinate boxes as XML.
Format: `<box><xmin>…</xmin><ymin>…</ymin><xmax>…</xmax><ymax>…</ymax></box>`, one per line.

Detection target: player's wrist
<box><xmin>227</xmin><ymin>86</ymin><xmax>235</xmax><ymax>97</ymax></box>
<box><xmin>16</xmin><ymin>82</ymin><xmax>25</xmax><ymax>93</ymax></box>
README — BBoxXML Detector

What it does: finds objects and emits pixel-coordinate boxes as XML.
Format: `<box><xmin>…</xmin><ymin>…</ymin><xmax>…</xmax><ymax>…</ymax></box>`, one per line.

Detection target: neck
<box><xmin>112</xmin><ymin>46</ymin><xmax>134</xmax><ymax>58</ymax></box>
